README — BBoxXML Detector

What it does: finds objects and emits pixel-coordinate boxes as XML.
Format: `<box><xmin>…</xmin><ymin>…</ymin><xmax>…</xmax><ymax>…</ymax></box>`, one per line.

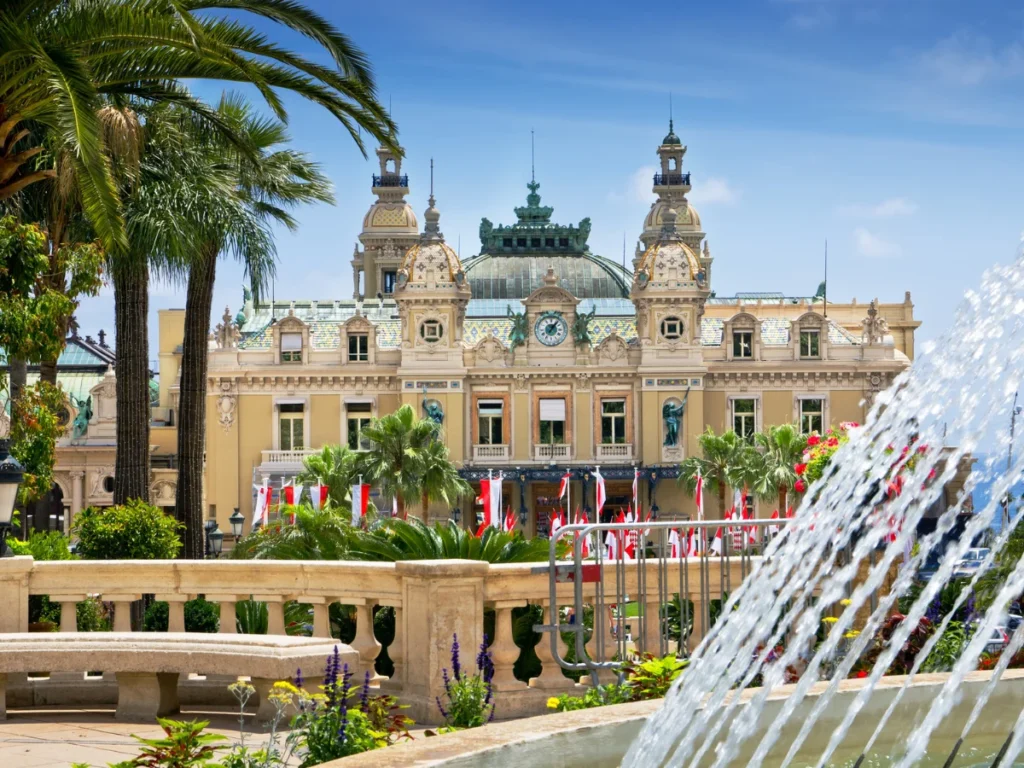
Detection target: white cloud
<box><xmin>837</xmin><ymin>197</ymin><xmax>918</xmax><ymax>218</ymax></box>
<box><xmin>920</xmin><ymin>31</ymin><xmax>1024</xmax><ymax>87</ymax></box>
<box><xmin>691</xmin><ymin>177</ymin><xmax>739</xmax><ymax>205</ymax></box>
<box><xmin>629</xmin><ymin>165</ymin><xmax>658</xmax><ymax>203</ymax></box>
<box><xmin>854</xmin><ymin>227</ymin><xmax>901</xmax><ymax>259</ymax></box>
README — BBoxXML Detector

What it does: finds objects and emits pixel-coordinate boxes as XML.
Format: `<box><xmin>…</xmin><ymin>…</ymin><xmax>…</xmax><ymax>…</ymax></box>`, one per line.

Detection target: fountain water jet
<box><xmin>623</xmin><ymin>255</ymin><xmax>1024</xmax><ymax>768</ymax></box>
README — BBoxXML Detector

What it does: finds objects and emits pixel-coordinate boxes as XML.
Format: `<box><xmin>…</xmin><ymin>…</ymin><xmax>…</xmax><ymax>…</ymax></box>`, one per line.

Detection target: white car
<box><xmin>970</xmin><ymin>621</ymin><xmax>1010</xmax><ymax>655</ymax></box>
<box><xmin>953</xmin><ymin>548</ymin><xmax>990</xmax><ymax>578</ymax></box>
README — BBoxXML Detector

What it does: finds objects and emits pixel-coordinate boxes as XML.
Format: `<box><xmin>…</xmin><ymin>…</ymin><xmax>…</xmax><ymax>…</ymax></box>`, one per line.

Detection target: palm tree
<box><xmin>678</xmin><ymin>427</ymin><xmax>751</xmax><ymax>518</ymax></box>
<box><xmin>751</xmin><ymin>424</ymin><xmax>809</xmax><ymax>514</ymax></box>
<box><xmin>297</xmin><ymin>444</ymin><xmax>362</xmax><ymax>510</ymax></box>
<box><xmin>346</xmin><ymin>519</ymin><xmax>548</xmax><ymax>564</ymax></box>
<box><xmin>356</xmin><ymin>404</ymin><xmax>448</xmax><ymax>519</ymax></box>
<box><xmin>4</xmin><ymin>0</ymin><xmax>396</xmax><ymax>508</ymax></box>
<box><xmin>230</xmin><ymin>504</ymin><xmax>354</xmax><ymax>561</ymax></box>
<box><xmin>158</xmin><ymin>96</ymin><xmax>333</xmax><ymax>558</ymax></box>
<box><xmin>417</xmin><ymin>440</ymin><xmax>472</xmax><ymax>524</ymax></box>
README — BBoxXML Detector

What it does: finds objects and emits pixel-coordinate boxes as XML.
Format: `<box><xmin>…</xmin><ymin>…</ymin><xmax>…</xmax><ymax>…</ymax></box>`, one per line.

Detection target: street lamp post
<box><xmin>203</xmin><ymin>519</ymin><xmax>218</xmax><ymax>558</ymax></box>
<box><xmin>0</xmin><ymin>439</ymin><xmax>25</xmax><ymax>557</ymax></box>
<box><xmin>1005</xmin><ymin>392</ymin><xmax>1022</xmax><ymax>532</ymax></box>
<box><xmin>208</xmin><ymin>527</ymin><xmax>224</xmax><ymax>558</ymax></box>
<box><xmin>229</xmin><ymin>508</ymin><xmax>245</xmax><ymax>541</ymax></box>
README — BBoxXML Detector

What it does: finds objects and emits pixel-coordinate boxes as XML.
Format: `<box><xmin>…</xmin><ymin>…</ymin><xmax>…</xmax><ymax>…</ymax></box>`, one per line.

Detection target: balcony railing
<box><xmin>473</xmin><ymin>444</ymin><xmax>510</xmax><ymax>462</ymax></box>
<box><xmin>653</xmin><ymin>172</ymin><xmax>690</xmax><ymax>187</ymax></box>
<box><xmin>372</xmin><ymin>174</ymin><xmax>408</xmax><ymax>188</ymax></box>
<box><xmin>534</xmin><ymin>443</ymin><xmax>571</xmax><ymax>462</ymax></box>
<box><xmin>596</xmin><ymin>443</ymin><xmax>634</xmax><ymax>462</ymax></box>
<box><xmin>260</xmin><ymin>449</ymin><xmax>318</xmax><ymax>468</ymax></box>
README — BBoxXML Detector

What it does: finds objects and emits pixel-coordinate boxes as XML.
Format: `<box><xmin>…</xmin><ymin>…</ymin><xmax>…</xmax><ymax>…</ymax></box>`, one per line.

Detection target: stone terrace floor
<box><xmin>0</xmin><ymin>706</ymin><xmax>295</xmax><ymax>767</ymax></box>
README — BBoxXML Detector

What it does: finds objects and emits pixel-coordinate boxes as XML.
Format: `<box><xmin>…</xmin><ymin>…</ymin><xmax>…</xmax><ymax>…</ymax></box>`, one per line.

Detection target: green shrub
<box><xmin>71</xmin><ymin>500</ymin><xmax>182</xmax><ymax>560</ymax></box>
<box><xmin>546</xmin><ymin>683</ymin><xmax>631</xmax><ymax>712</ymax></box>
<box><xmin>144</xmin><ymin>598</ymin><xmax>220</xmax><ymax>633</ymax></box>
<box><xmin>235</xmin><ymin>599</ymin><xmax>268</xmax><ymax>634</ymax></box>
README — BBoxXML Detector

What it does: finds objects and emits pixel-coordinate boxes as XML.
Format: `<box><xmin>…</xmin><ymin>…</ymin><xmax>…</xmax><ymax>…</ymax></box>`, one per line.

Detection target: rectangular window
<box><xmin>477</xmin><ymin>400</ymin><xmax>504</xmax><ymax>445</ymax></box>
<box><xmin>799</xmin><ymin>329</ymin><xmax>820</xmax><ymax>358</ymax></box>
<box><xmin>382</xmin><ymin>271</ymin><xmax>397</xmax><ymax>295</ymax></box>
<box><xmin>531</xmin><ymin>237</ymin><xmax>541</xmax><ymax>248</ymax></box>
<box><xmin>732</xmin><ymin>399</ymin><xmax>756</xmax><ymax>440</ymax></box>
<box><xmin>503</xmin><ymin>237</ymin><xmax>513</xmax><ymax>248</ymax></box>
<box><xmin>279</xmin><ymin>403</ymin><xmax>304</xmax><ymax>450</ymax></box>
<box><xmin>733</xmin><ymin>330</ymin><xmax>753</xmax><ymax>358</ymax></box>
<box><xmin>516</xmin><ymin>237</ymin><xmax>527</xmax><ymax>247</ymax></box>
<box><xmin>346</xmin><ymin>403</ymin><xmax>372</xmax><ymax>451</ymax></box>
<box><xmin>280</xmin><ymin>333</ymin><xmax>302</xmax><ymax>363</ymax></box>
<box><xmin>348</xmin><ymin>334</ymin><xmax>369</xmax><ymax>362</ymax></box>
<box><xmin>600</xmin><ymin>399</ymin><xmax>627</xmax><ymax>444</ymax></box>
<box><xmin>799</xmin><ymin>398</ymin><xmax>824</xmax><ymax>434</ymax></box>
<box><xmin>538</xmin><ymin>398</ymin><xmax>566</xmax><ymax>444</ymax></box>
<box><xmin>544</xmin><ymin>237</ymin><xmax>555</xmax><ymax>247</ymax></box>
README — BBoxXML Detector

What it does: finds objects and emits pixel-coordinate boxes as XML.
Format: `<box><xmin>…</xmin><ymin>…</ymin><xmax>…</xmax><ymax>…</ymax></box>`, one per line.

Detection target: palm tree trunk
<box><xmin>717</xmin><ymin>485</ymin><xmax>726</xmax><ymax>520</ymax></box>
<box><xmin>778</xmin><ymin>487</ymin><xmax>787</xmax><ymax>515</ymax></box>
<box><xmin>175</xmin><ymin>244</ymin><xmax>218</xmax><ymax>560</ymax></box>
<box><xmin>421</xmin><ymin>492</ymin><xmax>429</xmax><ymax>524</ymax></box>
<box><xmin>112</xmin><ymin>263</ymin><xmax>151</xmax><ymax>505</ymax></box>
<box><xmin>9</xmin><ymin>358</ymin><xmax>27</xmax><ymax>405</ymax></box>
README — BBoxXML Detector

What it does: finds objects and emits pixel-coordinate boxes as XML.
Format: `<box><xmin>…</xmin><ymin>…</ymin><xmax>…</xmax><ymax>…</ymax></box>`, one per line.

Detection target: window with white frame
<box><xmin>733</xmin><ymin>330</ymin><xmax>753</xmax><ymax>358</ymax></box>
<box><xmin>732</xmin><ymin>398</ymin><xmax>757</xmax><ymax>440</ymax></box>
<box><xmin>348</xmin><ymin>333</ymin><xmax>369</xmax><ymax>362</ymax></box>
<box><xmin>477</xmin><ymin>400</ymin><xmax>504</xmax><ymax>445</ymax></box>
<box><xmin>538</xmin><ymin>398</ymin><xmax>566</xmax><ymax>444</ymax></box>
<box><xmin>660</xmin><ymin>316</ymin><xmax>683</xmax><ymax>341</ymax></box>
<box><xmin>799</xmin><ymin>398</ymin><xmax>824</xmax><ymax>434</ymax></box>
<box><xmin>420</xmin><ymin>319</ymin><xmax>443</xmax><ymax>343</ymax></box>
<box><xmin>799</xmin><ymin>329</ymin><xmax>820</xmax><ymax>358</ymax></box>
<box><xmin>279</xmin><ymin>403</ymin><xmax>304</xmax><ymax>450</ymax></box>
<box><xmin>346</xmin><ymin>403</ymin><xmax>372</xmax><ymax>451</ymax></box>
<box><xmin>600</xmin><ymin>399</ymin><xmax>627</xmax><ymax>444</ymax></box>
<box><xmin>280</xmin><ymin>332</ymin><xmax>303</xmax><ymax>363</ymax></box>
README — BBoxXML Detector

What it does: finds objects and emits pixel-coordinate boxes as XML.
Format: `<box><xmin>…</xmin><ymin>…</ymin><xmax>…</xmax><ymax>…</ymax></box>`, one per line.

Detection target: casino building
<box><xmin>154</xmin><ymin>122</ymin><xmax>919</xmax><ymax>536</ymax></box>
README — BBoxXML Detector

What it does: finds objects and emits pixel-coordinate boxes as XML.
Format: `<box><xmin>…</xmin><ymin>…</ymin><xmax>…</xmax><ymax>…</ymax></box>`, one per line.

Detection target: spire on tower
<box><xmin>531</xmin><ymin>129</ymin><xmax>535</xmax><ymax>184</ymax></box>
<box><xmin>422</xmin><ymin>158</ymin><xmax>442</xmax><ymax>241</ymax></box>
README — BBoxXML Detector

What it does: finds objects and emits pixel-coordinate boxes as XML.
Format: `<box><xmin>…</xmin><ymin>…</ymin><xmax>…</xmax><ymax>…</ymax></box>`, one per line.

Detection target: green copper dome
<box><xmin>464</xmin><ymin>180</ymin><xmax>630</xmax><ymax>300</ymax></box>
<box><xmin>662</xmin><ymin>119</ymin><xmax>682</xmax><ymax>146</ymax></box>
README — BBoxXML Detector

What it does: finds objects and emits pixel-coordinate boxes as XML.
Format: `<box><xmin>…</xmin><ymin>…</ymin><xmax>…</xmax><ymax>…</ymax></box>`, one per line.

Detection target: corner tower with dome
<box><xmin>153</xmin><ymin>121</ymin><xmax>923</xmax><ymax>543</ymax></box>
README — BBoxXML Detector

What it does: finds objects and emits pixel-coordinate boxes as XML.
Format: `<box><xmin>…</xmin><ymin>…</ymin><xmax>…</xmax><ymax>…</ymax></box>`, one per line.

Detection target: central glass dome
<box><xmin>463</xmin><ymin>180</ymin><xmax>631</xmax><ymax>300</ymax></box>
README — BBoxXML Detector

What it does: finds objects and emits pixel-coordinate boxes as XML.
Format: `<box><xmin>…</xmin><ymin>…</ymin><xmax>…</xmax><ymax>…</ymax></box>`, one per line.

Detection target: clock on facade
<box><xmin>534</xmin><ymin>311</ymin><xmax>568</xmax><ymax>346</ymax></box>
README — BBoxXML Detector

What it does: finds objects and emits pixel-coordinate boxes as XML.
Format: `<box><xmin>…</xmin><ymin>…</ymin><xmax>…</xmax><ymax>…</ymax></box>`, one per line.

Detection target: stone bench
<box><xmin>0</xmin><ymin>633</ymin><xmax>362</xmax><ymax>722</ymax></box>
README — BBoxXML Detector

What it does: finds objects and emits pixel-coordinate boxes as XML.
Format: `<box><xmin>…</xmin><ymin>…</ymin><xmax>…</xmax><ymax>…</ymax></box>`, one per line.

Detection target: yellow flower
<box><xmin>844</xmin><ymin>631</ymin><xmax>860</xmax><ymax>639</ymax></box>
<box><xmin>821</xmin><ymin>616</ymin><xmax>839</xmax><ymax>624</ymax></box>
<box><xmin>546</xmin><ymin>697</ymin><xmax>561</xmax><ymax>710</ymax></box>
<box><xmin>840</xmin><ymin>599</ymin><xmax>852</xmax><ymax>607</ymax></box>
<box><xmin>272</xmin><ymin>681</ymin><xmax>300</xmax><ymax>695</ymax></box>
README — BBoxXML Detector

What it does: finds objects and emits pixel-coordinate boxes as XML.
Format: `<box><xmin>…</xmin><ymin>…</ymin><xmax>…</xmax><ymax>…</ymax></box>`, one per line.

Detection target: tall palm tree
<box><xmin>161</xmin><ymin>96</ymin><xmax>333</xmax><ymax>557</ymax></box>
<box><xmin>678</xmin><ymin>427</ymin><xmax>751</xmax><ymax>518</ymax></box>
<box><xmin>356</xmin><ymin>404</ymin><xmax>446</xmax><ymax>520</ymax></box>
<box><xmin>4</xmin><ymin>0</ymin><xmax>396</xmax><ymax>507</ymax></box>
<box><xmin>751</xmin><ymin>424</ymin><xmax>809</xmax><ymax>514</ymax></box>
<box><xmin>297</xmin><ymin>444</ymin><xmax>362</xmax><ymax>510</ymax></box>
<box><xmin>417</xmin><ymin>440</ymin><xmax>472</xmax><ymax>524</ymax></box>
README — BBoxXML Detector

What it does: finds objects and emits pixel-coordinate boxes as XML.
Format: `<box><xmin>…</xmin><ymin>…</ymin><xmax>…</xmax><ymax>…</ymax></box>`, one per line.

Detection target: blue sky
<box><xmin>74</xmin><ymin>0</ymin><xmax>1024</xmax><ymax>366</ymax></box>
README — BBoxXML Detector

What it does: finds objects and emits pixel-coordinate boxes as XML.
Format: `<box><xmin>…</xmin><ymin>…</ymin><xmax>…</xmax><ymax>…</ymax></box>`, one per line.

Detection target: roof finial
<box><xmin>669</xmin><ymin>92</ymin><xmax>673</xmax><ymax>134</ymax></box>
<box><xmin>429</xmin><ymin>157</ymin><xmax>434</xmax><ymax>203</ymax></box>
<box><xmin>531</xmin><ymin>129</ymin><xmax>535</xmax><ymax>184</ymax></box>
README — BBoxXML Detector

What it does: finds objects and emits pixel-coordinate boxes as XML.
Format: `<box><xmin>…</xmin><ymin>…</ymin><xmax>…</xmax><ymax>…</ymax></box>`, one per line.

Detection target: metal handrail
<box><xmin>536</xmin><ymin>518</ymin><xmax>792</xmax><ymax>686</ymax></box>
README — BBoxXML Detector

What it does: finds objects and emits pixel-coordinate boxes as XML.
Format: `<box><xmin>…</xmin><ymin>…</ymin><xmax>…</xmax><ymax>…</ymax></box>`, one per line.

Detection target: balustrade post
<box><xmin>488</xmin><ymin>601</ymin><xmax>525</xmax><ymax>691</ymax></box>
<box><xmin>529</xmin><ymin>600</ymin><xmax>574</xmax><ymax>690</ymax></box>
<box><xmin>209</xmin><ymin>595</ymin><xmax>237</xmax><ymax>634</ymax></box>
<box><xmin>394</xmin><ymin>560</ymin><xmax>487</xmax><ymax>725</ymax></box>
<box><xmin>384</xmin><ymin>603</ymin><xmax>403</xmax><ymax>685</ymax></box>
<box><xmin>108</xmin><ymin>595</ymin><xmax>141</xmax><ymax>632</ymax></box>
<box><xmin>255</xmin><ymin>596</ymin><xmax>286</xmax><ymax>635</ymax></box>
<box><xmin>54</xmin><ymin>596</ymin><xmax>85</xmax><ymax>633</ymax></box>
<box><xmin>155</xmin><ymin>594</ymin><xmax>190</xmax><ymax>633</ymax></box>
<box><xmin>341</xmin><ymin>599</ymin><xmax>381</xmax><ymax>676</ymax></box>
<box><xmin>304</xmin><ymin>598</ymin><xmax>330</xmax><ymax>638</ymax></box>
<box><xmin>0</xmin><ymin>556</ymin><xmax>32</xmax><ymax>633</ymax></box>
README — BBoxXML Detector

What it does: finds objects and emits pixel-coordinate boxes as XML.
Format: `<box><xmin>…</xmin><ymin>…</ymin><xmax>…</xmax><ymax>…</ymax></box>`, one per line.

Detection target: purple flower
<box><xmin>487</xmin><ymin>700</ymin><xmax>496</xmax><ymax>722</ymax></box>
<box><xmin>484</xmin><ymin>680</ymin><xmax>493</xmax><ymax>706</ymax></box>
<box><xmin>338</xmin><ymin>703</ymin><xmax>348</xmax><ymax>745</ymax></box>
<box><xmin>340</xmin><ymin>663</ymin><xmax>352</xmax><ymax>707</ymax></box>
<box><xmin>441</xmin><ymin>667</ymin><xmax>452</xmax><ymax>696</ymax></box>
<box><xmin>477</xmin><ymin>637</ymin><xmax>495</xmax><ymax>684</ymax></box>
<box><xmin>359</xmin><ymin>670</ymin><xmax>371</xmax><ymax>712</ymax></box>
<box><xmin>451</xmin><ymin>634</ymin><xmax>462</xmax><ymax>680</ymax></box>
<box><xmin>436</xmin><ymin>696</ymin><xmax>448</xmax><ymax>720</ymax></box>
<box><xmin>294</xmin><ymin>667</ymin><xmax>304</xmax><ymax>689</ymax></box>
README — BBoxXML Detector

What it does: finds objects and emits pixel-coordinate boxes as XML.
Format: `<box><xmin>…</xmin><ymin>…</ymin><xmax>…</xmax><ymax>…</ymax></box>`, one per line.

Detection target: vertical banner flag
<box><xmin>310</xmin><ymin>480</ymin><xmax>328</xmax><ymax>512</ymax></box>
<box><xmin>503</xmin><ymin>507</ymin><xmax>515</xmax><ymax>533</ymax></box>
<box><xmin>351</xmin><ymin>480</ymin><xmax>370</xmax><ymax>526</ymax></box>
<box><xmin>550</xmin><ymin>508</ymin><xmax>565</xmax><ymax>540</ymax></box>
<box><xmin>633</xmin><ymin>467</ymin><xmax>640</xmax><ymax>520</ymax></box>
<box><xmin>491</xmin><ymin>471</ymin><xmax>503</xmax><ymax>529</ymax></box>
<box><xmin>282</xmin><ymin>479</ymin><xmax>304</xmax><ymax>524</ymax></box>
<box><xmin>695</xmin><ymin>469</ymin><xmax>704</xmax><ymax>521</ymax></box>
<box><xmin>252</xmin><ymin>479</ymin><xmax>270</xmax><ymax>528</ymax></box>
<box><xmin>669</xmin><ymin>528</ymin><xmax>681</xmax><ymax>559</ymax></box>
<box><xmin>559</xmin><ymin>470</ymin><xmax>571</xmax><ymax>516</ymax></box>
<box><xmin>594</xmin><ymin>466</ymin><xmax>607</xmax><ymax>521</ymax></box>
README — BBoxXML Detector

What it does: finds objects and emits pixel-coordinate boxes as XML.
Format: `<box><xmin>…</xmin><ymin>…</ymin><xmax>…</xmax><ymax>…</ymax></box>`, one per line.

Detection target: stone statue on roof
<box><xmin>421</xmin><ymin>387</ymin><xmax>444</xmax><ymax>426</ymax></box>
<box><xmin>577</xmin><ymin>217</ymin><xmax>591</xmax><ymax>248</ymax></box>
<box><xmin>507</xmin><ymin>305</ymin><xmax>528</xmax><ymax>349</ymax></box>
<box><xmin>71</xmin><ymin>394</ymin><xmax>92</xmax><ymax>439</ymax></box>
<box><xmin>572</xmin><ymin>307</ymin><xmax>597</xmax><ymax>347</ymax></box>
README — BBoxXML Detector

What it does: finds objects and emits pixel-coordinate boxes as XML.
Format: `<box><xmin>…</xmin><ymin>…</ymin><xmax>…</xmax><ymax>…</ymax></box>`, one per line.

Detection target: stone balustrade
<box><xmin>0</xmin><ymin>553</ymin><xmax>756</xmax><ymax>723</ymax></box>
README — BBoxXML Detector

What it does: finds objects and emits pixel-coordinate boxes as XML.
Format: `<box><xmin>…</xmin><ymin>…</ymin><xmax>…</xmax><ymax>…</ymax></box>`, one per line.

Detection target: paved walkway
<box><xmin>0</xmin><ymin>706</ymin><xmax>289</xmax><ymax>767</ymax></box>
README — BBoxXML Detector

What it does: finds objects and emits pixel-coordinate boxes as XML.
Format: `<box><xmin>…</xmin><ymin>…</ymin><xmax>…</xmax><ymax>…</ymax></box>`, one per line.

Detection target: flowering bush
<box><xmin>796</xmin><ymin>423</ymin><xmax>856</xmax><ymax>489</ymax></box>
<box><xmin>435</xmin><ymin>633</ymin><xmax>496</xmax><ymax>728</ymax></box>
<box><xmin>546</xmin><ymin>653</ymin><xmax>688</xmax><ymax>711</ymax></box>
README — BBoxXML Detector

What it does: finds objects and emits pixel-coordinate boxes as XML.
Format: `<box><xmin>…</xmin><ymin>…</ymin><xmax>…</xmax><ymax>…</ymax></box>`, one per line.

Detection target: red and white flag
<box><xmin>550</xmin><ymin>508</ymin><xmax>565</xmax><ymax>539</ymax></box>
<box><xmin>710</xmin><ymin>526</ymin><xmax>724</xmax><ymax>555</ymax></box>
<box><xmin>594</xmin><ymin>466</ymin><xmax>607</xmax><ymax>520</ymax></box>
<box><xmin>310</xmin><ymin>482</ymin><xmax>328</xmax><ymax>512</ymax></box>
<box><xmin>632</xmin><ymin>468</ymin><xmax>640</xmax><ymax>517</ymax></box>
<box><xmin>281</xmin><ymin>480</ymin><xmax>304</xmax><ymax>524</ymax></box>
<box><xmin>392</xmin><ymin>495</ymin><xmax>399</xmax><ymax>518</ymax></box>
<box><xmin>687</xmin><ymin>527</ymin><xmax>705</xmax><ymax>557</ymax></box>
<box><xmin>695</xmin><ymin>470</ymin><xmax>704</xmax><ymax>521</ymax></box>
<box><xmin>558</xmin><ymin>471</ymin><xmax>571</xmax><ymax>503</ymax></box>
<box><xmin>768</xmin><ymin>509</ymin><xmax>781</xmax><ymax>536</ymax></box>
<box><xmin>668</xmin><ymin>528</ymin><xmax>682</xmax><ymax>559</ymax></box>
<box><xmin>351</xmin><ymin>481</ymin><xmax>370</xmax><ymax>526</ymax></box>
<box><xmin>605</xmin><ymin>527</ymin><xmax>619</xmax><ymax>560</ymax></box>
<box><xmin>502</xmin><ymin>506</ymin><xmax>516</xmax><ymax>533</ymax></box>
<box><xmin>623</xmin><ymin>504</ymin><xmax>638</xmax><ymax>559</ymax></box>
<box><xmin>576</xmin><ymin>508</ymin><xmax>593</xmax><ymax>559</ymax></box>
<box><xmin>252</xmin><ymin>481</ymin><xmax>270</xmax><ymax>528</ymax></box>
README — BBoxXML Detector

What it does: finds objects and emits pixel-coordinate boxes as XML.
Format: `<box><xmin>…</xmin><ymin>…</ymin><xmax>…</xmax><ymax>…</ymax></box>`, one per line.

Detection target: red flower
<box><xmin>807</xmin><ymin>435</ymin><xmax>821</xmax><ymax>447</ymax></box>
<box><xmin>827</xmin><ymin>436</ymin><xmax>839</xmax><ymax>447</ymax></box>
<box><xmin>795</xmin><ymin>463</ymin><xmax>808</xmax><ymax>476</ymax></box>
<box><xmin>855</xmin><ymin>670</ymin><xmax>868</xmax><ymax>679</ymax></box>
<box><xmin>794</xmin><ymin>479</ymin><xmax>807</xmax><ymax>493</ymax></box>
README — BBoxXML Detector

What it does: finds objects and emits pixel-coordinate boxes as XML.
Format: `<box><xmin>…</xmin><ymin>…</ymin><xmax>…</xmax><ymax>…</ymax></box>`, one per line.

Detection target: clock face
<box><xmin>534</xmin><ymin>313</ymin><xmax>568</xmax><ymax>346</ymax></box>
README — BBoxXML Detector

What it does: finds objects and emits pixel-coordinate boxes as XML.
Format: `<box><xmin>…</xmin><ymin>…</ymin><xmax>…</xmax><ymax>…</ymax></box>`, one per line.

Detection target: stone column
<box><xmin>57</xmin><ymin>597</ymin><xmax>85</xmax><ymax>633</ymax></box>
<box><xmin>155</xmin><ymin>594</ymin><xmax>191</xmax><ymax>633</ymax></box>
<box><xmin>342</xmin><ymin>599</ymin><xmax>381</xmax><ymax>676</ymax></box>
<box><xmin>383</xmin><ymin>603</ymin><xmax>403</xmax><ymax>686</ymax></box>
<box><xmin>297</xmin><ymin>597</ymin><xmax>330</xmax><ymax>638</ymax></box>
<box><xmin>529</xmin><ymin>601</ymin><xmax>574</xmax><ymax>690</ymax></box>
<box><xmin>488</xmin><ymin>601</ymin><xmax>525</xmax><ymax>691</ymax></box>
<box><xmin>255</xmin><ymin>596</ymin><xmax>285</xmax><ymax>635</ymax></box>
<box><xmin>108</xmin><ymin>594</ymin><xmax>141</xmax><ymax>632</ymax></box>
<box><xmin>70</xmin><ymin>470</ymin><xmax>84</xmax><ymax>527</ymax></box>
<box><xmin>394</xmin><ymin>559</ymin><xmax>487</xmax><ymax>725</ymax></box>
<box><xmin>209</xmin><ymin>595</ymin><xmax>237</xmax><ymax>634</ymax></box>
